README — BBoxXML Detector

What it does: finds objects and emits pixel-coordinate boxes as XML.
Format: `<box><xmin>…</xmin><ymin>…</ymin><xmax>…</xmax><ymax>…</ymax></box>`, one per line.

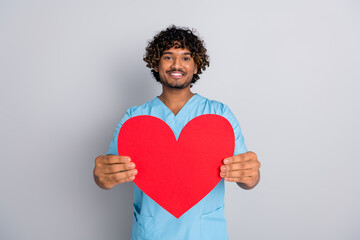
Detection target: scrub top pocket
<box><xmin>131</xmin><ymin>204</ymin><xmax>158</xmax><ymax>240</ymax></box>
<box><xmin>200</xmin><ymin>205</ymin><xmax>229</xmax><ymax>240</ymax></box>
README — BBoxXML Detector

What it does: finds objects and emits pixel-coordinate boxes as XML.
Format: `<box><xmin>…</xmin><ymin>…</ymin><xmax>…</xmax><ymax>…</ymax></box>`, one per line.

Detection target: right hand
<box><xmin>93</xmin><ymin>155</ymin><xmax>137</xmax><ymax>189</ymax></box>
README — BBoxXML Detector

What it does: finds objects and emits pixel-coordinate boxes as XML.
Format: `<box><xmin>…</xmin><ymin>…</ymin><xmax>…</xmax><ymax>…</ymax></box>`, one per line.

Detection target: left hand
<box><xmin>220</xmin><ymin>151</ymin><xmax>261</xmax><ymax>189</ymax></box>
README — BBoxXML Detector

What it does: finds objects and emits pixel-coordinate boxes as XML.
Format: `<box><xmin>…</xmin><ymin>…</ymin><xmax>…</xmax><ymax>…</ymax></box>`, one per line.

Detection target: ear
<box><xmin>154</xmin><ymin>66</ymin><xmax>158</xmax><ymax>72</ymax></box>
<box><xmin>194</xmin><ymin>65</ymin><xmax>198</xmax><ymax>74</ymax></box>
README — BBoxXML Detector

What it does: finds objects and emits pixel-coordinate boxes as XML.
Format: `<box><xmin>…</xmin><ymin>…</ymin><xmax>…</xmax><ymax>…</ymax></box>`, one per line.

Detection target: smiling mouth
<box><xmin>168</xmin><ymin>71</ymin><xmax>185</xmax><ymax>78</ymax></box>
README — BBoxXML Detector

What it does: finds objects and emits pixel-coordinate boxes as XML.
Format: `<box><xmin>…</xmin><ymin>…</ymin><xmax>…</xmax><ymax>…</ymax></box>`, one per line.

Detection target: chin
<box><xmin>165</xmin><ymin>81</ymin><xmax>191</xmax><ymax>89</ymax></box>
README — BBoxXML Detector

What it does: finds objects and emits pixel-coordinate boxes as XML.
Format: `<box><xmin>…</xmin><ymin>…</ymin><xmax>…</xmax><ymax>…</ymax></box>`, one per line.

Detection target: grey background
<box><xmin>1</xmin><ymin>0</ymin><xmax>359</xmax><ymax>239</ymax></box>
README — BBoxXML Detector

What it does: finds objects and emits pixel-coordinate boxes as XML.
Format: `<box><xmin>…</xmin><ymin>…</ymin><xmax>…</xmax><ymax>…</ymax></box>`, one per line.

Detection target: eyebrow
<box><xmin>162</xmin><ymin>51</ymin><xmax>192</xmax><ymax>55</ymax></box>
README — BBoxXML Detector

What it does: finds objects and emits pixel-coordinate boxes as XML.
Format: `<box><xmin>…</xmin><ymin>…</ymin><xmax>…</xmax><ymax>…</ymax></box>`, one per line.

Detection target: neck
<box><xmin>158</xmin><ymin>86</ymin><xmax>195</xmax><ymax>116</ymax></box>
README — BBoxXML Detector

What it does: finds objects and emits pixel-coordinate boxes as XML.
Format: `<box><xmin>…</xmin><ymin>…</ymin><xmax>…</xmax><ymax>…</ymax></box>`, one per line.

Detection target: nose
<box><xmin>171</xmin><ymin>57</ymin><xmax>181</xmax><ymax>69</ymax></box>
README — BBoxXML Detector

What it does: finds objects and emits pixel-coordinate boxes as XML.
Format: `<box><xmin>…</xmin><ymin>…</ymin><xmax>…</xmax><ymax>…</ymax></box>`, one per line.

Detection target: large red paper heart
<box><xmin>117</xmin><ymin>114</ymin><xmax>234</xmax><ymax>218</ymax></box>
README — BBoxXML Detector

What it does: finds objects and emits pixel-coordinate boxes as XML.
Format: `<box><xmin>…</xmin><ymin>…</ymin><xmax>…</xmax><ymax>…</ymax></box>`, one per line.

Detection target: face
<box><xmin>155</xmin><ymin>46</ymin><xmax>198</xmax><ymax>89</ymax></box>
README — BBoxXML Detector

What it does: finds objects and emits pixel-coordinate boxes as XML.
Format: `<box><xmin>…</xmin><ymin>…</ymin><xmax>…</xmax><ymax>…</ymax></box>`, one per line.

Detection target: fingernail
<box><xmin>224</xmin><ymin>159</ymin><xmax>230</xmax><ymax>164</ymax></box>
<box><xmin>128</xmin><ymin>163</ymin><xmax>135</xmax><ymax>168</ymax></box>
<box><xmin>220</xmin><ymin>173</ymin><xmax>225</xmax><ymax>177</ymax></box>
<box><xmin>221</xmin><ymin>166</ymin><xmax>226</xmax><ymax>171</ymax></box>
<box><xmin>131</xmin><ymin>169</ymin><xmax>138</xmax><ymax>175</ymax></box>
<box><xmin>124</xmin><ymin>157</ymin><xmax>131</xmax><ymax>162</ymax></box>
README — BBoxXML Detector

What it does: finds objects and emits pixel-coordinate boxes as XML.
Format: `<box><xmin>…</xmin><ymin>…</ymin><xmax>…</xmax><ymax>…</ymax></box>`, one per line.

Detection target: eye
<box><xmin>163</xmin><ymin>56</ymin><xmax>172</xmax><ymax>60</ymax></box>
<box><xmin>183</xmin><ymin>57</ymin><xmax>191</xmax><ymax>61</ymax></box>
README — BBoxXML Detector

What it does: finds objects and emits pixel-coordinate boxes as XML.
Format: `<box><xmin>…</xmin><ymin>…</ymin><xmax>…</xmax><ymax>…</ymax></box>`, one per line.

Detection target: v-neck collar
<box><xmin>155</xmin><ymin>93</ymin><xmax>198</xmax><ymax>118</ymax></box>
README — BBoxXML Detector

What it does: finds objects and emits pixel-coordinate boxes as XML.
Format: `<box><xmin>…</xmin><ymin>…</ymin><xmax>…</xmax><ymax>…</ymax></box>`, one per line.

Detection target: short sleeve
<box><xmin>222</xmin><ymin>105</ymin><xmax>248</xmax><ymax>156</ymax></box>
<box><xmin>106</xmin><ymin>109</ymin><xmax>132</xmax><ymax>155</ymax></box>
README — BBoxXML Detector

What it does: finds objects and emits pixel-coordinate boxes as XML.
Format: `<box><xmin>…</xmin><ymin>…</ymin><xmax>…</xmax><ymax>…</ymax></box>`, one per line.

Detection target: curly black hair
<box><xmin>143</xmin><ymin>25</ymin><xmax>210</xmax><ymax>87</ymax></box>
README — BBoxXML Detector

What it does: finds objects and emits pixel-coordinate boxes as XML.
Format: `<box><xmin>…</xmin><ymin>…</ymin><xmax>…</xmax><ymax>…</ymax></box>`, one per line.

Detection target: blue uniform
<box><xmin>107</xmin><ymin>94</ymin><xmax>247</xmax><ymax>240</ymax></box>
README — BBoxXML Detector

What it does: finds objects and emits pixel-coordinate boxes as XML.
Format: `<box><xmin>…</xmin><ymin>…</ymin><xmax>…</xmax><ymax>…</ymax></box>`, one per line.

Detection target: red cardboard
<box><xmin>117</xmin><ymin>114</ymin><xmax>235</xmax><ymax>218</ymax></box>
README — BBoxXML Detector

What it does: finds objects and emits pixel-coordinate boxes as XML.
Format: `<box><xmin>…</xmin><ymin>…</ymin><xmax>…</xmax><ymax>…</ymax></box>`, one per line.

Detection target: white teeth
<box><xmin>170</xmin><ymin>73</ymin><xmax>182</xmax><ymax>76</ymax></box>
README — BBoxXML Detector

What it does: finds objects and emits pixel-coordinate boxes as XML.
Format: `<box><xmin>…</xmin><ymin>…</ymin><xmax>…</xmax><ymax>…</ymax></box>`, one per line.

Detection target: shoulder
<box><xmin>196</xmin><ymin>94</ymin><xmax>240</xmax><ymax>129</ymax></box>
<box><xmin>196</xmin><ymin>94</ymin><xmax>233</xmax><ymax>116</ymax></box>
<box><xmin>125</xmin><ymin>97</ymin><xmax>159</xmax><ymax>117</ymax></box>
<box><xmin>111</xmin><ymin>97</ymin><xmax>157</xmax><ymax>132</ymax></box>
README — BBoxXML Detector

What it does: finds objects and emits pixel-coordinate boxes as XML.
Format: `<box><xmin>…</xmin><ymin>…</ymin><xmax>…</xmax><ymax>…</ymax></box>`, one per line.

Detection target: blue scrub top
<box><xmin>107</xmin><ymin>94</ymin><xmax>247</xmax><ymax>240</ymax></box>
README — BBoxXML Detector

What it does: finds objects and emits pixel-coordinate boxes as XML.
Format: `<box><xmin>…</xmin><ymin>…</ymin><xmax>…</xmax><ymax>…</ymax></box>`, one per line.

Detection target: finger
<box><xmin>101</xmin><ymin>169</ymin><xmax>138</xmax><ymax>182</ymax></box>
<box><xmin>220</xmin><ymin>161</ymin><xmax>260</xmax><ymax>172</ymax></box>
<box><xmin>101</xmin><ymin>162</ymin><xmax>136</xmax><ymax>174</ymax></box>
<box><xmin>223</xmin><ymin>151</ymin><xmax>258</xmax><ymax>164</ymax></box>
<box><xmin>96</xmin><ymin>155</ymin><xmax>131</xmax><ymax>165</ymax></box>
<box><xmin>220</xmin><ymin>169</ymin><xmax>258</xmax><ymax>178</ymax></box>
<box><xmin>111</xmin><ymin>175</ymin><xmax>136</xmax><ymax>185</ymax></box>
<box><xmin>114</xmin><ymin>175</ymin><xmax>136</xmax><ymax>184</ymax></box>
<box><xmin>102</xmin><ymin>176</ymin><xmax>136</xmax><ymax>189</ymax></box>
<box><xmin>224</xmin><ymin>176</ymin><xmax>253</xmax><ymax>183</ymax></box>
<box><xmin>223</xmin><ymin>155</ymin><xmax>247</xmax><ymax>165</ymax></box>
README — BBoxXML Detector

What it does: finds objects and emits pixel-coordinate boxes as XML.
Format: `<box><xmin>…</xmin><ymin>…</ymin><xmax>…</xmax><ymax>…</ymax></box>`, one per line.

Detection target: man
<box><xmin>93</xmin><ymin>25</ymin><xmax>261</xmax><ymax>240</ymax></box>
